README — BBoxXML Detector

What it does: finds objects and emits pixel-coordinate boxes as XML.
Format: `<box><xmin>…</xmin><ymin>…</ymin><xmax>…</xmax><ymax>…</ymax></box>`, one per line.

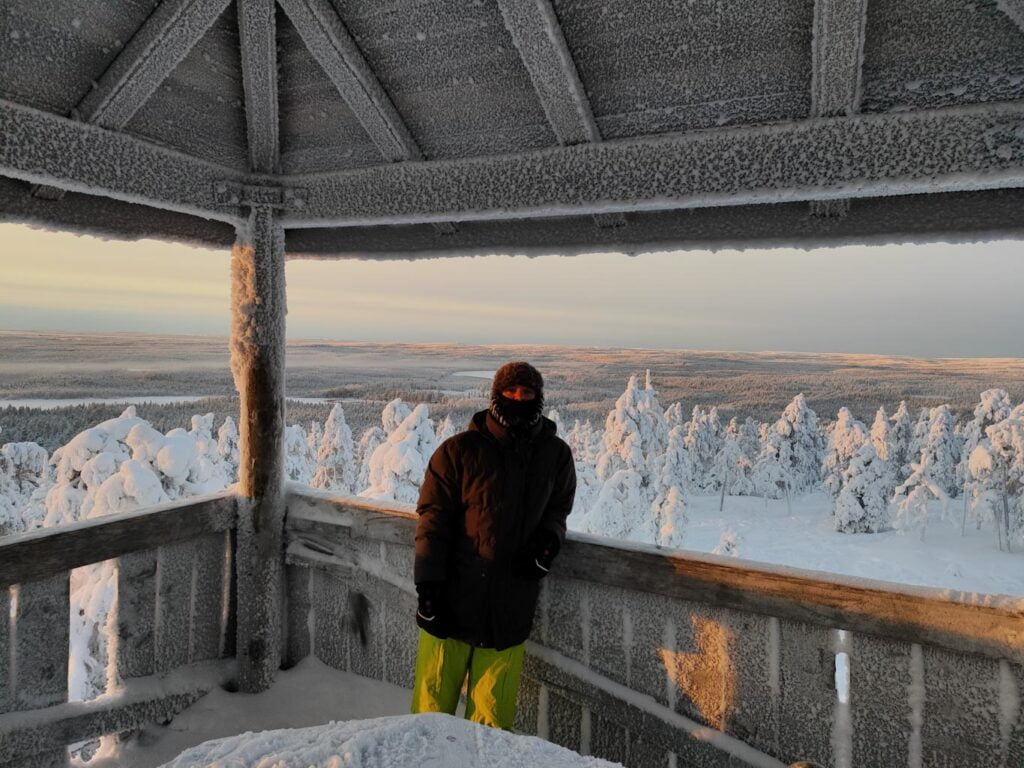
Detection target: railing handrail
<box><xmin>285</xmin><ymin>488</ymin><xmax>1024</xmax><ymax>664</ymax></box>
<box><xmin>0</xmin><ymin>489</ymin><xmax>237</xmax><ymax>588</ymax></box>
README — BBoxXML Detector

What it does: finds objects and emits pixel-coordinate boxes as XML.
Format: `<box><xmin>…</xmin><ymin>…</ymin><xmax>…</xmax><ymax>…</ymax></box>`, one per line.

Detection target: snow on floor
<box><xmin>674</xmin><ymin>492</ymin><xmax>1024</xmax><ymax>596</ymax></box>
<box><xmin>81</xmin><ymin>658</ymin><xmax>412</xmax><ymax>768</ymax></box>
<box><xmin>160</xmin><ymin>713</ymin><xmax>618</xmax><ymax>768</ymax></box>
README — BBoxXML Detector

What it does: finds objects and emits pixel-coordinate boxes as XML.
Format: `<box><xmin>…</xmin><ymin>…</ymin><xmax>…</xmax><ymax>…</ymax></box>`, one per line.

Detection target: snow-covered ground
<box><xmin>0</xmin><ymin>396</ymin><xmax>205</xmax><ymax>409</ymax></box>
<box><xmin>81</xmin><ymin>658</ymin><xmax>617</xmax><ymax>768</ymax></box>
<box><xmin>675</xmin><ymin>492</ymin><xmax>1024</xmax><ymax>596</ymax></box>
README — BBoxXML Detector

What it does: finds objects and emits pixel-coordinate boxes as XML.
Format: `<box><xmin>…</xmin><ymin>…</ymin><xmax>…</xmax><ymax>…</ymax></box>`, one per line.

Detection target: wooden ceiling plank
<box><xmin>238</xmin><ymin>0</ymin><xmax>280</xmax><ymax>173</ymax></box>
<box><xmin>277</xmin><ymin>0</ymin><xmax>421</xmax><ymax>162</ymax></box>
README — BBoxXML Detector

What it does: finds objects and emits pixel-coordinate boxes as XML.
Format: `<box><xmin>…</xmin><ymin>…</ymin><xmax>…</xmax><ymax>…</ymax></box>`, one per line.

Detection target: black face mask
<box><xmin>495</xmin><ymin>394</ymin><xmax>542</xmax><ymax>426</ymax></box>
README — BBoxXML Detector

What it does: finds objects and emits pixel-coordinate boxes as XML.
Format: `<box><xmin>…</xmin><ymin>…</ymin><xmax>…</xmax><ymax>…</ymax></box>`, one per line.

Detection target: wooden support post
<box><xmin>231</xmin><ymin>204</ymin><xmax>287</xmax><ymax>692</ymax></box>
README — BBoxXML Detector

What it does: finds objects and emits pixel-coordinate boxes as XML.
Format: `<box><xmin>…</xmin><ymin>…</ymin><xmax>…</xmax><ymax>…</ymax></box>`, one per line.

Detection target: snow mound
<box><xmin>159</xmin><ymin>712</ymin><xmax>620</xmax><ymax>768</ymax></box>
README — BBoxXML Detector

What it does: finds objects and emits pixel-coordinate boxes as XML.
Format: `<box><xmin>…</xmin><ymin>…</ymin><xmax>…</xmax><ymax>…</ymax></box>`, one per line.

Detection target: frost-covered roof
<box><xmin>1</xmin><ymin>0</ymin><xmax>1024</xmax><ymax>256</ymax></box>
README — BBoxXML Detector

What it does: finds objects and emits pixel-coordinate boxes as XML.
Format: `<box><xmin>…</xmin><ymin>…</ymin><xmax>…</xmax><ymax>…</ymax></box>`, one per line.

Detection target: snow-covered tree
<box><xmin>567</xmin><ymin>419</ymin><xmax>601</xmax><ymax>464</ymax></box>
<box><xmin>822</xmin><ymin>408</ymin><xmax>868</xmax><ymax>499</ymax></box>
<box><xmin>311</xmin><ymin>403</ymin><xmax>355</xmax><ymax>493</ymax></box>
<box><xmin>382</xmin><ymin>398</ymin><xmax>412</xmax><ymax>436</ymax></box>
<box><xmin>361</xmin><ymin>404</ymin><xmax>437</xmax><ymax>504</ymax></box>
<box><xmin>712</xmin><ymin>528</ymin><xmax>741</xmax><ymax>557</ymax></box>
<box><xmin>307</xmin><ymin>419</ymin><xmax>323</xmax><ymax>457</ymax></box>
<box><xmin>888</xmin><ymin>401</ymin><xmax>914</xmax><ymax>484</ymax></box>
<box><xmin>580</xmin><ymin>468</ymin><xmax>646</xmax><ymax>541</ymax></box>
<box><xmin>547</xmin><ymin>408</ymin><xmax>566</xmax><ymax>438</ymax></box>
<box><xmin>716</xmin><ymin>431</ymin><xmax>755</xmax><ymax>499</ymax></box>
<box><xmin>834</xmin><ymin>443</ymin><xmax>891</xmax><ymax>533</ymax></box>
<box><xmin>683</xmin><ymin>406</ymin><xmax>723</xmax><ymax>493</ymax></box>
<box><xmin>595</xmin><ymin>376</ymin><xmax>656</xmax><ymax>488</ymax></box>
<box><xmin>968</xmin><ymin>410</ymin><xmax>1024</xmax><ymax>550</ymax></box>
<box><xmin>664</xmin><ymin>402</ymin><xmax>686</xmax><ymax>431</ymax></box>
<box><xmin>959</xmin><ymin>389</ymin><xmax>1012</xmax><ymax>491</ymax></box>
<box><xmin>216</xmin><ymin>416</ymin><xmax>239</xmax><ymax>481</ymax></box>
<box><xmin>646</xmin><ymin>425</ymin><xmax>687</xmax><ymax>543</ymax></box>
<box><xmin>907</xmin><ymin>407</ymin><xmax>931</xmax><ymax>475</ymax></box>
<box><xmin>0</xmin><ymin>439</ymin><xmax>50</xmax><ymax>534</ymax></box>
<box><xmin>758</xmin><ymin>394</ymin><xmax>825</xmax><ymax>497</ymax></box>
<box><xmin>919</xmin><ymin>405</ymin><xmax>961</xmax><ymax>498</ymax></box>
<box><xmin>354</xmin><ymin>425</ymin><xmax>386</xmax><ymax>495</ymax></box>
<box><xmin>284</xmin><ymin>424</ymin><xmax>316</xmax><ymax>485</ymax></box>
<box><xmin>651</xmin><ymin>485</ymin><xmax>686</xmax><ymax>549</ymax></box>
<box><xmin>434</xmin><ymin>414</ymin><xmax>458</xmax><ymax>443</ymax></box>
<box><xmin>727</xmin><ymin>416</ymin><xmax>761</xmax><ymax>468</ymax></box>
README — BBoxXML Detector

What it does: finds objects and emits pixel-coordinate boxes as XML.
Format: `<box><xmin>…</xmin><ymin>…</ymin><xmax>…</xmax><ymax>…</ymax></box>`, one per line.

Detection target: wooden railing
<box><xmin>283</xmin><ymin>489</ymin><xmax>1024</xmax><ymax>768</ymax></box>
<box><xmin>0</xmin><ymin>491</ymin><xmax>238</xmax><ymax>767</ymax></box>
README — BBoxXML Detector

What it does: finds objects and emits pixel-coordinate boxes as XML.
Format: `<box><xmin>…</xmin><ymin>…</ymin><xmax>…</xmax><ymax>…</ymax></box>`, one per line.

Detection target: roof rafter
<box><xmin>78</xmin><ymin>0</ymin><xmax>232</xmax><ymax>129</ymax></box>
<box><xmin>810</xmin><ymin>0</ymin><xmax>869</xmax><ymax>118</ymax></box>
<box><xmin>497</xmin><ymin>0</ymin><xmax>601</xmax><ymax>146</ymax></box>
<box><xmin>277</xmin><ymin>0</ymin><xmax>421</xmax><ymax>163</ymax></box>
<box><xmin>276</xmin><ymin>101</ymin><xmax>1024</xmax><ymax>228</ymax></box>
<box><xmin>237</xmin><ymin>0</ymin><xmax>280</xmax><ymax>174</ymax></box>
<box><xmin>1</xmin><ymin>99</ymin><xmax>245</xmax><ymax>223</ymax></box>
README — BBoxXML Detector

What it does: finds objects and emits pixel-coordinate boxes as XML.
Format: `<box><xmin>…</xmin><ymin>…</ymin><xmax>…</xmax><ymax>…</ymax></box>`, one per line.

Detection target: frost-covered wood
<box><xmin>282</xmin><ymin>101</ymin><xmax>1024</xmax><ymax>227</ymax></box>
<box><xmin>76</xmin><ymin>0</ymin><xmax>231</xmax><ymax>130</ymax></box>
<box><xmin>0</xmin><ymin>100</ymin><xmax>245</xmax><ymax>223</ymax></box>
<box><xmin>232</xmin><ymin>205</ymin><xmax>287</xmax><ymax>693</ymax></box>
<box><xmin>116</xmin><ymin>550</ymin><xmax>158</xmax><ymax>680</ymax></box>
<box><xmin>0</xmin><ymin>491</ymin><xmax>236</xmax><ymax>589</ymax></box>
<box><xmin>276</xmin><ymin>0</ymin><xmax>421</xmax><ymax>163</ymax></box>
<box><xmin>810</xmin><ymin>0</ymin><xmax>868</xmax><ymax>117</ymax></box>
<box><xmin>237</xmin><ymin>0</ymin><xmax>279</xmax><ymax>174</ymax></box>
<box><xmin>0</xmin><ymin>659</ymin><xmax>233</xmax><ymax>765</ymax></box>
<box><xmin>497</xmin><ymin>0</ymin><xmax>601</xmax><ymax>146</ymax></box>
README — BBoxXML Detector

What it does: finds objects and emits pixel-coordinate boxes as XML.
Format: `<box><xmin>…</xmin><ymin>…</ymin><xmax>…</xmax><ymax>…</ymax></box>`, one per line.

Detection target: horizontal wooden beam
<box><xmin>0</xmin><ymin>659</ymin><xmax>234</xmax><ymax>763</ymax></box>
<box><xmin>285</xmin><ymin>490</ymin><xmax>1024</xmax><ymax>664</ymax></box>
<box><xmin>277</xmin><ymin>0</ymin><xmax>421</xmax><ymax>162</ymax></box>
<box><xmin>0</xmin><ymin>491</ymin><xmax>237</xmax><ymax>588</ymax></box>
<box><xmin>0</xmin><ymin>99</ymin><xmax>246</xmax><ymax>222</ymax></box>
<box><xmin>278</xmin><ymin>101</ymin><xmax>1024</xmax><ymax>228</ymax></box>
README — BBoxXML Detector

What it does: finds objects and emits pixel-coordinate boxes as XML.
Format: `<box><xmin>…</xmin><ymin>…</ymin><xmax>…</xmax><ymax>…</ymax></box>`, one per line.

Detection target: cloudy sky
<box><xmin>2</xmin><ymin>222</ymin><xmax>1021</xmax><ymax>357</ymax></box>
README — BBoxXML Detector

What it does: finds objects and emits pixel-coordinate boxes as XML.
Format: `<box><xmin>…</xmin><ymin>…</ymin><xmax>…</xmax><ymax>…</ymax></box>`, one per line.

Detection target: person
<box><xmin>410</xmin><ymin>361</ymin><xmax>576</xmax><ymax>730</ymax></box>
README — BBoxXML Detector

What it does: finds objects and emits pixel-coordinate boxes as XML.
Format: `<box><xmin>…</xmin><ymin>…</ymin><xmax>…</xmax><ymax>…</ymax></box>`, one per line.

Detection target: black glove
<box><xmin>415</xmin><ymin>581</ymin><xmax>450</xmax><ymax>638</ymax></box>
<box><xmin>515</xmin><ymin>528</ymin><xmax>561</xmax><ymax>580</ymax></box>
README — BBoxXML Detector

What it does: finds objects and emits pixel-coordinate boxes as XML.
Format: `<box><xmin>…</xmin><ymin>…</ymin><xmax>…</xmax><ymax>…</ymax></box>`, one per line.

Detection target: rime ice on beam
<box><xmin>497</xmin><ymin>0</ymin><xmax>601</xmax><ymax>147</ymax></box>
<box><xmin>810</xmin><ymin>0</ymin><xmax>868</xmax><ymax>118</ymax></box>
<box><xmin>998</xmin><ymin>0</ymin><xmax>1024</xmax><ymax>34</ymax></box>
<box><xmin>77</xmin><ymin>0</ymin><xmax>232</xmax><ymax>130</ymax></box>
<box><xmin>277</xmin><ymin>0</ymin><xmax>421</xmax><ymax>163</ymax></box>
<box><xmin>231</xmin><ymin>205</ymin><xmax>287</xmax><ymax>693</ymax></box>
<box><xmin>238</xmin><ymin>0</ymin><xmax>280</xmax><ymax>175</ymax></box>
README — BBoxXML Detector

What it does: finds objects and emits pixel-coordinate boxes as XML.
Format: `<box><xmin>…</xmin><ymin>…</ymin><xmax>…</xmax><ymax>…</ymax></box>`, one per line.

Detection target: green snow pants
<box><xmin>410</xmin><ymin>629</ymin><xmax>525</xmax><ymax>731</ymax></box>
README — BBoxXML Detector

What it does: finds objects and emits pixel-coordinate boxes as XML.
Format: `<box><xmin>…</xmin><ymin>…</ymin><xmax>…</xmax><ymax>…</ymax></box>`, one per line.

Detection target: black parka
<box><xmin>414</xmin><ymin>409</ymin><xmax>576</xmax><ymax>649</ymax></box>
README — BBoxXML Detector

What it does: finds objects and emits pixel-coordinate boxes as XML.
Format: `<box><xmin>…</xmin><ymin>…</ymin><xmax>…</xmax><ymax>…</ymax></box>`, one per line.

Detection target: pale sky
<box><xmin>1</xmin><ymin>222</ymin><xmax>1021</xmax><ymax>356</ymax></box>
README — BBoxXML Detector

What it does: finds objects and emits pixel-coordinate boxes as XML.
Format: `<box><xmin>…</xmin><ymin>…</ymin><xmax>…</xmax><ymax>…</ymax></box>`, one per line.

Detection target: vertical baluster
<box><xmin>189</xmin><ymin>531</ymin><xmax>231</xmax><ymax>662</ymax></box>
<box><xmin>155</xmin><ymin>541</ymin><xmax>194</xmax><ymax>674</ymax></box>
<box><xmin>283</xmin><ymin>563</ymin><xmax>312</xmax><ymax>668</ymax></box>
<box><xmin>1</xmin><ymin>586</ymin><xmax>11</xmax><ymax>715</ymax></box>
<box><xmin>116</xmin><ymin>551</ymin><xmax>158</xmax><ymax>679</ymax></box>
<box><xmin>11</xmin><ymin>574</ymin><xmax>70</xmax><ymax>767</ymax></box>
<box><xmin>849</xmin><ymin>632</ymin><xmax>911</xmax><ymax>766</ymax></box>
<box><xmin>723</xmin><ymin>609</ymin><xmax>779</xmax><ymax>756</ymax></box>
<box><xmin>777</xmin><ymin>619</ymin><xmax>835</xmax><ymax>765</ymax></box>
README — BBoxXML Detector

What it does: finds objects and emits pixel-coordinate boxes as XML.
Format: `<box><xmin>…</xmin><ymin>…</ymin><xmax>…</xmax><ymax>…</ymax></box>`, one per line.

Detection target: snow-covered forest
<box><xmin>3</xmin><ymin>373</ymin><xmax>1024</xmax><ymax>715</ymax></box>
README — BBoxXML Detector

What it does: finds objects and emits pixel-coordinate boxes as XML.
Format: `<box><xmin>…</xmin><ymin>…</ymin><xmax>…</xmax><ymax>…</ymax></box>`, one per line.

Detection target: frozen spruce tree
<box><xmin>716</xmin><ymin>431</ymin><xmax>754</xmax><ymax>501</ymax></box>
<box><xmin>753</xmin><ymin>394</ymin><xmax>824</xmax><ymax>498</ymax></box>
<box><xmin>547</xmin><ymin>408</ymin><xmax>567</xmax><ymax>438</ymax></box>
<box><xmin>888</xmin><ymin>401</ymin><xmax>915</xmax><ymax>484</ymax></box>
<box><xmin>284</xmin><ymin>424</ymin><xmax>315</xmax><ymax>485</ymax></box>
<box><xmin>307</xmin><ymin>419</ymin><xmax>323</xmax><ymax>457</ymax></box>
<box><xmin>595</xmin><ymin>376</ymin><xmax>658</xmax><ymax>493</ymax></box>
<box><xmin>582</xmin><ymin>467</ymin><xmax>646</xmax><ymax>541</ymax></box>
<box><xmin>968</xmin><ymin>411</ymin><xmax>1024</xmax><ymax>550</ymax></box>
<box><xmin>907</xmin><ymin>407</ymin><xmax>932</xmax><ymax>473</ymax></box>
<box><xmin>362</xmin><ymin>404</ymin><xmax>437</xmax><ymax>504</ymax></box>
<box><xmin>920</xmin><ymin>405</ymin><xmax>961</xmax><ymax>498</ymax></box>
<box><xmin>354</xmin><ymin>425</ymin><xmax>386</xmax><ymax>495</ymax></box>
<box><xmin>683</xmin><ymin>406</ymin><xmax>724</xmax><ymax>493</ymax></box>
<box><xmin>434</xmin><ymin>414</ymin><xmax>458</xmax><ymax>443</ymax></box>
<box><xmin>647</xmin><ymin>424</ymin><xmax>687</xmax><ymax>545</ymax></box>
<box><xmin>567</xmin><ymin>419</ymin><xmax>601</xmax><ymax>464</ymax></box>
<box><xmin>959</xmin><ymin>389</ymin><xmax>1012</xmax><ymax>492</ymax></box>
<box><xmin>752</xmin><ymin>431</ymin><xmax>793</xmax><ymax>501</ymax></box>
<box><xmin>822</xmin><ymin>408</ymin><xmax>868</xmax><ymax>499</ymax></box>
<box><xmin>0</xmin><ymin>439</ymin><xmax>51</xmax><ymax>534</ymax></box>
<box><xmin>312</xmin><ymin>403</ymin><xmax>356</xmax><ymax>493</ymax></box>
<box><xmin>381</xmin><ymin>398</ymin><xmax>413</xmax><ymax>436</ymax></box>
<box><xmin>637</xmin><ymin>371</ymin><xmax>669</xmax><ymax>463</ymax></box>
<box><xmin>870</xmin><ymin>407</ymin><xmax>891</xmax><ymax>461</ymax></box>
<box><xmin>664</xmin><ymin>401</ymin><xmax>686</xmax><ymax>430</ymax></box>
<box><xmin>834</xmin><ymin>443</ymin><xmax>891</xmax><ymax>533</ymax></box>
<box><xmin>216</xmin><ymin>416</ymin><xmax>240</xmax><ymax>480</ymax></box>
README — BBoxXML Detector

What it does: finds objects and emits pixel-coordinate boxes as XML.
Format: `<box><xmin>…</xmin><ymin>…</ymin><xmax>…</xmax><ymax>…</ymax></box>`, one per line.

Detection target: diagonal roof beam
<box><xmin>237</xmin><ymin>0</ymin><xmax>280</xmax><ymax>174</ymax></box>
<box><xmin>498</xmin><ymin>0</ymin><xmax>610</xmax><ymax>229</ymax></box>
<box><xmin>278</xmin><ymin>101</ymin><xmax>1024</xmax><ymax>228</ymax></box>
<box><xmin>497</xmin><ymin>0</ymin><xmax>601</xmax><ymax>146</ymax></box>
<box><xmin>78</xmin><ymin>0</ymin><xmax>232</xmax><ymax>129</ymax></box>
<box><xmin>31</xmin><ymin>0</ymin><xmax>230</xmax><ymax>200</ymax></box>
<box><xmin>997</xmin><ymin>0</ymin><xmax>1024</xmax><ymax>33</ymax></box>
<box><xmin>277</xmin><ymin>0</ymin><xmax>421</xmax><ymax>162</ymax></box>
